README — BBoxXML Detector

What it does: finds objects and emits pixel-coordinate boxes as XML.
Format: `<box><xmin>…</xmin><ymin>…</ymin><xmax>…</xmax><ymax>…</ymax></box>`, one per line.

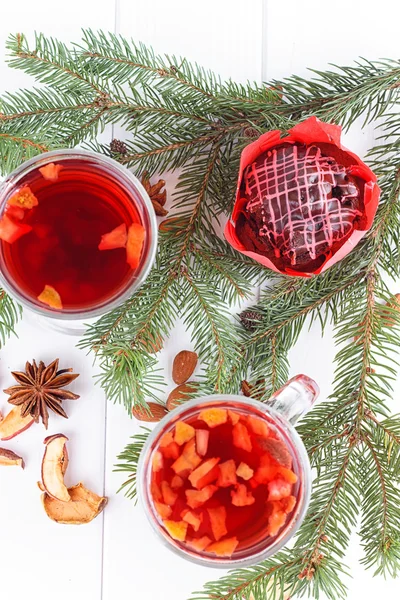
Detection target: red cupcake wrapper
<box><xmin>225</xmin><ymin>117</ymin><xmax>380</xmax><ymax>277</ymax></box>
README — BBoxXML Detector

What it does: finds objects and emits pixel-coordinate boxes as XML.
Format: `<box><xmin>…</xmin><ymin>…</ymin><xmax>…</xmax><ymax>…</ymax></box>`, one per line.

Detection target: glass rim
<box><xmin>137</xmin><ymin>394</ymin><xmax>312</xmax><ymax>568</ymax></box>
<box><xmin>0</xmin><ymin>148</ymin><xmax>158</xmax><ymax>320</ymax></box>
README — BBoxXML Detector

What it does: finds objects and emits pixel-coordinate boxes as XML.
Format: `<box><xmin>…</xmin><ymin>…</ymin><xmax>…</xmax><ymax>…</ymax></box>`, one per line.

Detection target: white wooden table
<box><xmin>1</xmin><ymin>1</ymin><xmax>399</xmax><ymax>599</ymax></box>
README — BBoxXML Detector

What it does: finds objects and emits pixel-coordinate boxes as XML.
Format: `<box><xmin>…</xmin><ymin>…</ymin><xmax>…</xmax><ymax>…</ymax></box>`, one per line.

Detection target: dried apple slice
<box><xmin>0</xmin><ymin>448</ymin><xmax>24</xmax><ymax>468</ymax></box>
<box><xmin>98</xmin><ymin>223</ymin><xmax>127</xmax><ymax>250</ymax></box>
<box><xmin>41</xmin><ymin>434</ymin><xmax>70</xmax><ymax>502</ymax></box>
<box><xmin>37</xmin><ymin>285</ymin><xmax>63</xmax><ymax>310</ymax></box>
<box><xmin>126</xmin><ymin>222</ymin><xmax>145</xmax><ymax>269</ymax></box>
<box><xmin>39</xmin><ymin>163</ymin><xmax>63</xmax><ymax>182</ymax></box>
<box><xmin>41</xmin><ymin>482</ymin><xmax>107</xmax><ymax>524</ymax></box>
<box><xmin>0</xmin><ymin>406</ymin><xmax>34</xmax><ymax>441</ymax></box>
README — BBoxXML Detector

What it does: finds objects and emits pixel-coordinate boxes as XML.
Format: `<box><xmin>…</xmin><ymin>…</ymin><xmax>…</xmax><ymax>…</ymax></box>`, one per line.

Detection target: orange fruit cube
<box><xmin>236</xmin><ymin>462</ymin><xmax>254</xmax><ymax>481</ymax></box>
<box><xmin>199</xmin><ymin>408</ymin><xmax>228</xmax><ymax>428</ymax></box>
<box><xmin>217</xmin><ymin>459</ymin><xmax>237</xmax><ymax>488</ymax></box>
<box><xmin>98</xmin><ymin>223</ymin><xmax>127</xmax><ymax>250</ymax></box>
<box><xmin>159</xmin><ymin>432</ymin><xmax>174</xmax><ymax>447</ymax></box>
<box><xmin>247</xmin><ymin>415</ymin><xmax>270</xmax><ymax>437</ymax></box>
<box><xmin>232</xmin><ymin>422</ymin><xmax>252</xmax><ymax>452</ymax></box>
<box><xmin>185</xmin><ymin>484</ymin><xmax>217</xmax><ymax>509</ymax></box>
<box><xmin>186</xmin><ymin>536</ymin><xmax>212</xmax><ymax>552</ymax></box>
<box><xmin>267</xmin><ymin>479</ymin><xmax>292</xmax><ymax>501</ymax></box>
<box><xmin>207</xmin><ymin>506</ymin><xmax>227</xmax><ymax>541</ymax></box>
<box><xmin>228</xmin><ymin>410</ymin><xmax>240</xmax><ymax>425</ymax></box>
<box><xmin>37</xmin><ymin>285</ymin><xmax>63</xmax><ymax>310</ymax></box>
<box><xmin>280</xmin><ymin>495</ymin><xmax>296</xmax><ymax>513</ymax></box>
<box><xmin>161</xmin><ymin>481</ymin><xmax>178</xmax><ymax>506</ymax></box>
<box><xmin>8</xmin><ymin>186</ymin><xmax>38</xmax><ymax>209</ymax></box>
<box><xmin>231</xmin><ymin>483</ymin><xmax>255</xmax><ymax>507</ymax></box>
<box><xmin>151</xmin><ymin>481</ymin><xmax>163</xmax><ymax>502</ymax></box>
<box><xmin>126</xmin><ymin>222</ymin><xmax>145</xmax><ymax>269</ymax></box>
<box><xmin>181</xmin><ymin>509</ymin><xmax>203</xmax><ymax>532</ymax></box>
<box><xmin>164</xmin><ymin>520</ymin><xmax>188</xmax><ymax>542</ymax></box>
<box><xmin>170</xmin><ymin>475</ymin><xmax>184</xmax><ymax>489</ymax></box>
<box><xmin>267</xmin><ymin>506</ymin><xmax>288</xmax><ymax>537</ymax></box>
<box><xmin>175</xmin><ymin>421</ymin><xmax>195</xmax><ymax>445</ymax></box>
<box><xmin>189</xmin><ymin>457</ymin><xmax>220</xmax><ymax>490</ymax></box>
<box><xmin>277</xmin><ymin>466</ymin><xmax>298</xmax><ymax>484</ymax></box>
<box><xmin>154</xmin><ymin>501</ymin><xmax>172</xmax><ymax>519</ymax></box>
<box><xmin>152</xmin><ymin>450</ymin><xmax>163</xmax><ymax>473</ymax></box>
<box><xmin>206</xmin><ymin>536</ymin><xmax>239</xmax><ymax>557</ymax></box>
<box><xmin>161</xmin><ymin>441</ymin><xmax>180</xmax><ymax>460</ymax></box>
<box><xmin>39</xmin><ymin>163</ymin><xmax>63</xmax><ymax>182</ymax></box>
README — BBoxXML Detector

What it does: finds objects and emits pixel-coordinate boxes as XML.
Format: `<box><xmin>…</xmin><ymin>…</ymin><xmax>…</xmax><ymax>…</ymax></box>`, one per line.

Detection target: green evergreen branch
<box><xmin>0</xmin><ymin>289</ymin><xmax>21</xmax><ymax>347</ymax></box>
<box><xmin>114</xmin><ymin>427</ymin><xmax>151</xmax><ymax>503</ymax></box>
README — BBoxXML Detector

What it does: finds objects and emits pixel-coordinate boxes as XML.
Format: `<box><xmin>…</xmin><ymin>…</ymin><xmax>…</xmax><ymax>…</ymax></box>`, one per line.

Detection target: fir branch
<box><xmin>0</xmin><ymin>289</ymin><xmax>21</xmax><ymax>347</ymax></box>
<box><xmin>114</xmin><ymin>427</ymin><xmax>150</xmax><ymax>503</ymax></box>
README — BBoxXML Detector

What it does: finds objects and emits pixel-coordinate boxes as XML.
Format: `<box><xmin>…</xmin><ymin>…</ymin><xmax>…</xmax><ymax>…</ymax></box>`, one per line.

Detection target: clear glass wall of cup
<box><xmin>0</xmin><ymin>150</ymin><xmax>157</xmax><ymax>334</ymax></box>
<box><xmin>138</xmin><ymin>375</ymin><xmax>319</xmax><ymax>567</ymax></box>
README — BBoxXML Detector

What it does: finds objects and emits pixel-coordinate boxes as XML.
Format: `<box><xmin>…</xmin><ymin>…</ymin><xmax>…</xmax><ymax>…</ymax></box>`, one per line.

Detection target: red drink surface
<box><xmin>0</xmin><ymin>160</ymin><xmax>144</xmax><ymax>310</ymax></box>
<box><xmin>149</xmin><ymin>406</ymin><xmax>300</xmax><ymax>559</ymax></box>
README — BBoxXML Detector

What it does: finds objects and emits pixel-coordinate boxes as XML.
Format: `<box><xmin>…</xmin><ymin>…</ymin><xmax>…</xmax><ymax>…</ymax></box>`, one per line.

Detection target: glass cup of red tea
<box><xmin>0</xmin><ymin>149</ymin><xmax>157</xmax><ymax>324</ymax></box>
<box><xmin>138</xmin><ymin>374</ymin><xmax>319</xmax><ymax>567</ymax></box>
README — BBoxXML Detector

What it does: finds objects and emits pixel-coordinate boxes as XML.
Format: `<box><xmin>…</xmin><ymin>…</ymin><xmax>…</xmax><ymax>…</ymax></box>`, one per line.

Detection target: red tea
<box><xmin>0</xmin><ymin>159</ymin><xmax>148</xmax><ymax>311</ymax></box>
<box><xmin>149</xmin><ymin>405</ymin><xmax>300</xmax><ymax>559</ymax></box>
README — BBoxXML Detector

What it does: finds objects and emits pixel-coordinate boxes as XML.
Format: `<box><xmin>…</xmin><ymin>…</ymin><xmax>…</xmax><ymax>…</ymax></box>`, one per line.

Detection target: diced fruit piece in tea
<box><xmin>232</xmin><ymin>422</ymin><xmax>252</xmax><ymax>452</ymax></box>
<box><xmin>217</xmin><ymin>459</ymin><xmax>237</xmax><ymax>488</ymax></box>
<box><xmin>236</xmin><ymin>462</ymin><xmax>254</xmax><ymax>481</ymax></box>
<box><xmin>37</xmin><ymin>284</ymin><xmax>63</xmax><ymax>309</ymax></box>
<box><xmin>161</xmin><ymin>481</ymin><xmax>178</xmax><ymax>506</ymax></box>
<box><xmin>199</xmin><ymin>408</ymin><xmax>228</xmax><ymax>428</ymax></box>
<box><xmin>151</xmin><ymin>481</ymin><xmax>163</xmax><ymax>502</ymax></box>
<box><xmin>39</xmin><ymin>163</ymin><xmax>63</xmax><ymax>182</ymax></box>
<box><xmin>277</xmin><ymin>466</ymin><xmax>298</xmax><ymax>484</ymax></box>
<box><xmin>6</xmin><ymin>205</ymin><xmax>25</xmax><ymax>220</ymax></box>
<box><xmin>267</xmin><ymin>505</ymin><xmax>288</xmax><ymax>537</ymax></box>
<box><xmin>159</xmin><ymin>432</ymin><xmax>174</xmax><ymax>447</ymax></box>
<box><xmin>247</xmin><ymin>415</ymin><xmax>269</xmax><ymax>437</ymax></box>
<box><xmin>280</xmin><ymin>495</ymin><xmax>296</xmax><ymax>513</ymax></box>
<box><xmin>267</xmin><ymin>479</ymin><xmax>292</xmax><ymax>501</ymax></box>
<box><xmin>171</xmin><ymin>439</ymin><xmax>201</xmax><ymax>475</ymax></box>
<box><xmin>228</xmin><ymin>410</ymin><xmax>240</xmax><ymax>425</ymax></box>
<box><xmin>171</xmin><ymin>454</ymin><xmax>191</xmax><ymax>475</ymax></box>
<box><xmin>126</xmin><ymin>222</ymin><xmax>145</xmax><ymax>269</ymax></box>
<box><xmin>8</xmin><ymin>186</ymin><xmax>38</xmax><ymax>209</ymax></box>
<box><xmin>256</xmin><ymin>437</ymin><xmax>292</xmax><ymax>468</ymax></box>
<box><xmin>188</xmin><ymin>457</ymin><xmax>220</xmax><ymax>489</ymax></box>
<box><xmin>98</xmin><ymin>223</ymin><xmax>127</xmax><ymax>250</ymax></box>
<box><xmin>152</xmin><ymin>450</ymin><xmax>163</xmax><ymax>472</ymax></box>
<box><xmin>248</xmin><ymin>477</ymin><xmax>259</xmax><ymax>489</ymax></box>
<box><xmin>186</xmin><ymin>484</ymin><xmax>218</xmax><ymax>509</ymax></box>
<box><xmin>206</xmin><ymin>536</ymin><xmax>239</xmax><ymax>557</ymax></box>
<box><xmin>195</xmin><ymin>429</ymin><xmax>209</xmax><ymax>456</ymax></box>
<box><xmin>163</xmin><ymin>520</ymin><xmax>188</xmax><ymax>542</ymax></box>
<box><xmin>161</xmin><ymin>441</ymin><xmax>180</xmax><ymax>460</ymax></box>
<box><xmin>181</xmin><ymin>509</ymin><xmax>203</xmax><ymax>532</ymax></box>
<box><xmin>186</xmin><ymin>536</ymin><xmax>212</xmax><ymax>552</ymax></box>
<box><xmin>0</xmin><ymin>215</ymin><xmax>32</xmax><ymax>244</ymax></box>
<box><xmin>231</xmin><ymin>483</ymin><xmax>255</xmax><ymax>506</ymax></box>
<box><xmin>175</xmin><ymin>421</ymin><xmax>195</xmax><ymax>445</ymax></box>
<box><xmin>154</xmin><ymin>501</ymin><xmax>172</xmax><ymax>519</ymax></box>
<box><xmin>207</xmin><ymin>506</ymin><xmax>228</xmax><ymax>541</ymax></box>
<box><xmin>170</xmin><ymin>475</ymin><xmax>184</xmax><ymax>489</ymax></box>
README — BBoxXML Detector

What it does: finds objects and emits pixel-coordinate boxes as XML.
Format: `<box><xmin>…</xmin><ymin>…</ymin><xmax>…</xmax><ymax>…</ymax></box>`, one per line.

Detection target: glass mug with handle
<box><xmin>0</xmin><ymin>149</ymin><xmax>157</xmax><ymax>333</ymax></box>
<box><xmin>138</xmin><ymin>374</ymin><xmax>318</xmax><ymax>567</ymax></box>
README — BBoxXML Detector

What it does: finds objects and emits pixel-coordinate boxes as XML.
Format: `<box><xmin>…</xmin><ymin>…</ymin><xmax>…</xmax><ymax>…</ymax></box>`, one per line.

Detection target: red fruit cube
<box><xmin>175</xmin><ymin>421</ymin><xmax>195</xmax><ymax>445</ymax></box>
<box><xmin>280</xmin><ymin>495</ymin><xmax>297</xmax><ymax>514</ymax></box>
<box><xmin>195</xmin><ymin>429</ymin><xmax>209</xmax><ymax>456</ymax></box>
<box><xmin>171</xmin><ymin>454</ymin><xmax>192</xmax><ymax>476</ymax></box>
<box><xmin>181</xmin><ymin>509</ymin><xmax>203</xmax><ymax>532</ymax></box>
<box><xmin>159</xmin><ymin>431</ymin><xmax>174</xmax><ymax>448</ymax></box>
<box><xmin>267</xmin><ymin>479</ymin><xmax>292</xmax><ymax>501</ymax></box>
<box><xmin>151</xmin><ymin>481</ymin><xmax>163</xmax><ymax>503</ymax></box>
<box><xmin>189</xmin><ymin>457</ymin><xmax>220</xmax><ymax>490</ymax></box>
<box><xmin>164</xmin><ymin>520</ymin><xmax>188</xmax><ymax>542</ymax></box>
<box><xmin>232</xmin><ymin>422</ymin><xmax>252</xmax><ymax>452</ymax></box>
<box><xmin>161</xmin><ymin>441</ymin><xmax>180</xmax><ymax>460</ymax></box>
<box><xmin>206</xmin><ymin>537</ymin><xmax>239</xmax><ymax>557</ymax></box>
<box><xmin>8</xmin><ymin>186</ymin><xmax>38</xmax><ymax>209</ymax></box>
<box><xmin>267</xmin><ymin>506</ymin><xmax>288</xmax><ymax>537</ymax></box>
<box><xmin>199</xmin><ymin>408</ymin><xmax>228</xmax><ymax>428</ymax></box>
<box><xmin>99</xmin><ymin>223</ymin><xmax>128</xmax><ymax>250</ymax></box>
<box><xmin>182</xmin><ymin>438</ymin><xmax>202</xmax><ymax>469</ymax></box>
<box><xmin>277</xmin><ymin>466</ymin><xmax>298</xmax><ymax>484</ymax></box>
<box><xmin>248</xmin><ymin>477</ymin><xmax>260</xmax><ymax>490</ymax></box>
<box><xmin>247</xmin><ymin>415</ymin><xmax>270</xmax><ymax>437</ymax></box>
<box><xmin>207</xmin><ymin>506</ymin><xmax>227</xmax><ymax>541</ymax></box>
<box><xmin>161</xmin><ymin>481</ymin><xmax>178</xmax><ymax>506</ymax></box>
<box><xmin>185</xmin><ymin>485</ymin><xmax>218</xmax><ymax>509</ymax></box>
<box><xmin>186</xmin><ymin>536</ymin><xmax>212</xmax><ymax>552</ymax></box>
<box><xmin>126</xmin><ymin>222</ymin><xmax>145</xmax><ymax>269</ymax></box>
<box><xmin>256</xmin><ymin>437</ymin><xmax>293</xmax><ymax>469</ymax></box>
<box><xmin>217</xmin><ymin>459</ymin><xmax>237</xmax><ymax>488</ymax></box>
<box><xmin>39</xmin><ymin>163</ymin><xmax>63</xmax><ymax>181</ymax></box>
<box><xmin>228</xmin><ymin>410</ymin><xmax>240</xmax><ymax>425</ymax></box>
<box><xmin>236</xmin><ymin>462</ymin><xmax>254</xmax><ymax>481</ymax></box>
<box><xmin>231</xmin><ymin>484</ymin><xmax>255</xmax><ymax>507</ymax></box>
<box><xmin>0</xmin><ymin>215</ymin><xmax>32</xmax><ymax>244</ymax></box>
<box><xmin>152</xmin><ymin>451</ymin><xmax>164</xmax><ymax>473</ymax></box>
<box><xmin>154</xmin><ymin>501</ymin><xmax>172</xmax><ymax>519</ymax></box>
<box><xmin>170</xmin><ymin>475</ymin><xmax>184</xmax><ymax>489</ymax></box>
<box><xmin>6</xmin><ymin>205</ymin><xmax>25</xmax><ymax>220</ymax></box>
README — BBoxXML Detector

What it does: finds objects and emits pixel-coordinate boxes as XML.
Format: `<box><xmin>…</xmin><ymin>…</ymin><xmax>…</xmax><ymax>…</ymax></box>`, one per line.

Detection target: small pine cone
<box><xmin>239</xmin><ymin>310</ymin><xmax>263</xmax><ymax>331</ymax></box>
<box><xmin>242</xmin><ymin>126</ymin><xmax>259</xmax><ymax>139</ymax></box>
<box><xmin>110</xmin><ymin>139</ymin><xmax>128</xmax><ymax>155</ymax></box>
<box><xmin>241</xmin><ymin>380</ymin><xmax>255</xmax><ymax>397</ymax></box>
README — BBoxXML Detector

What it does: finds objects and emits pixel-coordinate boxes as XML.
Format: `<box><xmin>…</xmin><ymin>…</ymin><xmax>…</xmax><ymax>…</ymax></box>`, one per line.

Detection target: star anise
<box><xmin>4</xmin><ymin>359</ymin><xmax>80</xmax><ymax>429</ymax></box>
<box><xmin>141</xmin><ymin>171</ymin><xmax>168</xmax><ymax>216</ymax></box>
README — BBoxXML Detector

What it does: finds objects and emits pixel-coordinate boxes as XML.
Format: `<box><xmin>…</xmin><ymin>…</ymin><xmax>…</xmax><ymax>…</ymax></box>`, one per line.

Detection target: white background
<box><xmin>0</xmin><ymin>1</ymin><xmax>399</xmax><ymax>599</ymax></box>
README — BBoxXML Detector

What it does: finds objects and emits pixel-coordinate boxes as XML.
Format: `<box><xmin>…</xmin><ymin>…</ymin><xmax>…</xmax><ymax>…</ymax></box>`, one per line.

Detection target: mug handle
<box><xmin>267</xmin><ymin>374</ymin><xmax>319</xmax><ymax>425</ymax></box>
